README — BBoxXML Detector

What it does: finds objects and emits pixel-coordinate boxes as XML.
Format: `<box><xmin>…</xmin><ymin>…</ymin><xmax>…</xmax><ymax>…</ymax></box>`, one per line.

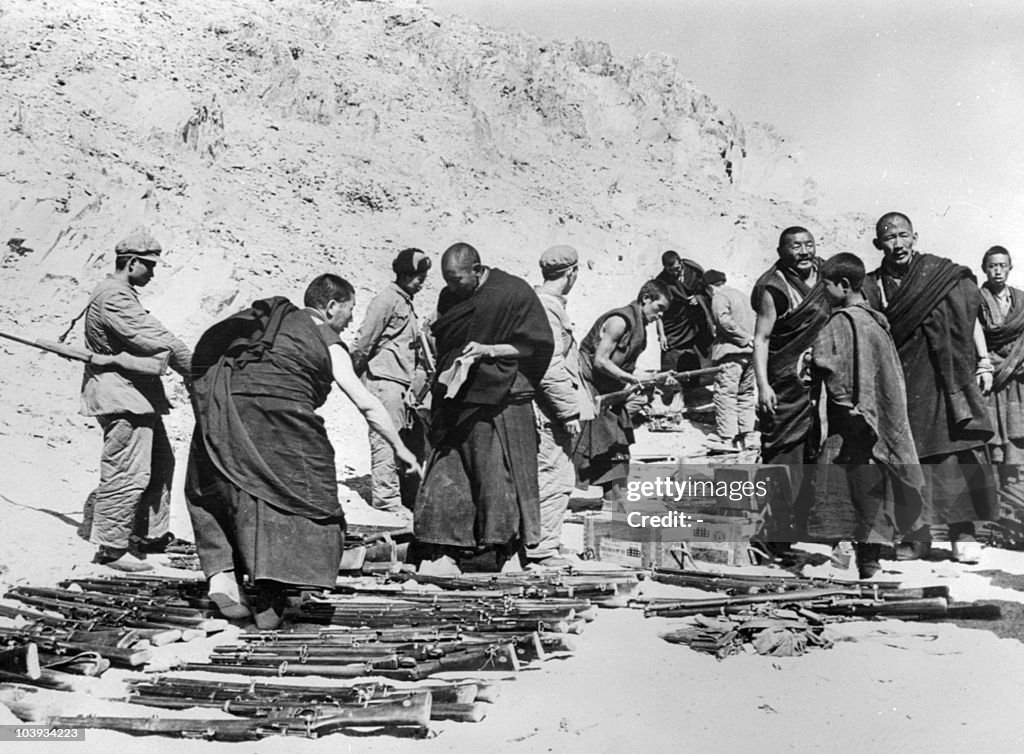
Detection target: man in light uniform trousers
<box><xmin>527</xmin><ymin>245</ymin><xmax>592</xmax><ymax>568</ymax></box>
<box><xmin>81</xmin><ymin>229</ymin><xmax>193</xmax><ymax>572</ymax></box>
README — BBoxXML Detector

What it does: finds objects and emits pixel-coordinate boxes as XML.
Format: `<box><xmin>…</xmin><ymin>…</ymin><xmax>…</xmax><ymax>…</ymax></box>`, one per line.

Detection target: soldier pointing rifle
<box><xmin>79</xmin><ymin>229</ymin><xmax>193</xmax><ymax>572</ymax></box>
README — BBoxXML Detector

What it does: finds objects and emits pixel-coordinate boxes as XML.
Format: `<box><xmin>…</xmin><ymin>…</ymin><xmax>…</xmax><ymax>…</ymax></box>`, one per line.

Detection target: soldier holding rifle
<box><xmin>80</xmin><ymin>230</ymin><xmax>193</xmax><ymax>572</ymax></box>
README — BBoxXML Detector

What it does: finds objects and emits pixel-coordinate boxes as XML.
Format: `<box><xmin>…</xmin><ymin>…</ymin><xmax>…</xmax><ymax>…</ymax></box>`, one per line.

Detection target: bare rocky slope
<box><xmin>0</xmin><ymin>0</ymin><xmax>870</xmax><ymax>579</ymax></box>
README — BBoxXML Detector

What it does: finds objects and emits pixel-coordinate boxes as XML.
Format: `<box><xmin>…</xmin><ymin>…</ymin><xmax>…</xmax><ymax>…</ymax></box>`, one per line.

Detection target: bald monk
<box><xmin>863</xmin><ymin>212</ymin><xmax>998</xmax><ymax>563</ymax></box>
<box><xmin>413</xmin><ymin>243</ymin><xmax>554</xmax><ymax>575</ymax></box>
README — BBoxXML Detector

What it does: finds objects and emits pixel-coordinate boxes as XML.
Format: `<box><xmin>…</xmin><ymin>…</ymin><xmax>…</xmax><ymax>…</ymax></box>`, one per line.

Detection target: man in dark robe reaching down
<box><xmin>185</xmin><ymin>274</ymin><xmax>421</xmax><ymax>628</ymax></box>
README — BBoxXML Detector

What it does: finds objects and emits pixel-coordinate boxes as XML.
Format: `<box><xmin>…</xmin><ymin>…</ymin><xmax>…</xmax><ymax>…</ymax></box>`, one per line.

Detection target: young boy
<box><xmin>803</xmin><ymin>253</ymin><xmax>924</xmax><ymax>577</ymax></box>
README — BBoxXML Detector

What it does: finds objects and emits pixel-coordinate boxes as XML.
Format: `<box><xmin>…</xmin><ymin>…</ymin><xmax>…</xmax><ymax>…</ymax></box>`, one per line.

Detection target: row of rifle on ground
<box><xmin>3</xmin><ymin>210</ymin><xmax>1022</xmax><ymax>622</ymax></box>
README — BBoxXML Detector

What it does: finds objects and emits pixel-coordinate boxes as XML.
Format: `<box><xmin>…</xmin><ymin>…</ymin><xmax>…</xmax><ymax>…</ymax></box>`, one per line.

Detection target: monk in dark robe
<box><xmin>655</xmin><ymin>251</ymin><xmax>713</xmax><ymax>373</ymax></box>
<box><xmin>413</xmin><ymin>243</ymin><xmax>553</xmax><ymax>575</ymax></box>
<box><xmin>862</xmin><ymin>212</ymin><xmax>997</xmax><ymax>563</ymax></box>
<box><xmin>978</xmin><ymin>245</ymin><xmax>1024</xmax><ymax>547</ymax></box>
<box><xmin>185</xmin><ymin>274</ymin><xmax>420</xmax><ymax>628</ymax></box>
<box><xmin>752</xmin><ymin>226</ymin><xmax>831</xmax><ymax>543</ymax></box>
<box><xmin>979</xmin><ymin>246</ymin><xmax>1024</xmax><ymax>465</ymax></box>
<box><xmin>573</xmin><ymin>280</ymin><xmax>671</xmax><ymax>504</ymax></box>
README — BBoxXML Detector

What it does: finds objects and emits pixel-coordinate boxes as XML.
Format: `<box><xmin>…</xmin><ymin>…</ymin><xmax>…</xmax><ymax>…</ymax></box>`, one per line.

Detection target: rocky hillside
<box><xmin>0</xmin><ymin>0</ymin><xmax>868</xmax><ymax>493</ymax></box>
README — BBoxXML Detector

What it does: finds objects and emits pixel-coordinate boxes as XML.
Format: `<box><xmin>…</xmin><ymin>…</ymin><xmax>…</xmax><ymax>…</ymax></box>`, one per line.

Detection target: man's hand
<box><xmin>395</xmin><ymin>445</ymin><xmax>423</xmax><ymax>478</ymax></box>
<box><xmin>460</xmin><ymin>341</ymin><xmax>493</xmax><ymax>364</ymax></box>
<box><xmin>658</xmin><ymin>335</ymin><xmax>669</xmax><ymax>351</ymax></box>
<box><xmin>978</xmin><ymin>371</ymin><xmax>993</xmax><ymax>395</ymax></box>
<box><xmin>758</xmin><ymin>384</ymin><xmax>778</xmax><ymax>416</ymax></box>
<box><xmin>89</xmin><ymin>353</ymin><xmax>116</xmax><ymax>367</ymax></box>
<box><xmin>563</xmin><ymin>419</ymin><xmax>582</xmax><ymax>438</ymax></box>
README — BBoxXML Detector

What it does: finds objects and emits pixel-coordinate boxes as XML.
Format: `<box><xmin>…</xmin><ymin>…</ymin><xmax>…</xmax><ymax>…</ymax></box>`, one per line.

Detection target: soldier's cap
<box><xmin>114</xmin><ymin>229</ymin><xmax>163</xmax><ymax>262</ymax></box>
<box><xmin>703</xmin><ymin>269</ymin><xmax>726</xmax><ymax>286</ymax></box>
<box><xmin>393</xmin><ymin>247</ymin><xmax>432</xmax><ymax>275</ymax></box>
<box><xmin>539</xmin><ymin>245</ymin><xmax>579</xmax><ymax>274</ymax></box>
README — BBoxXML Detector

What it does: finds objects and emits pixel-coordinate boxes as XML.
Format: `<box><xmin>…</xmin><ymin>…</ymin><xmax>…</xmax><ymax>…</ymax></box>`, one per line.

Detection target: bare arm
<box><xmin>461</xmin><ymin>342</ymin><xmax>526</xmax><ymax>361</ymax></box>
<box><xmin>753</xmin><ymin>289</ymin><xmax>778</xmax><ymax>415</ymax></box>
<box><xmin>974</xmin><ymin>316</ymin><xmax>993</xmax><ymax>395</ymax></box>
<box><xmin>656</xmin><ymin>317</ymin><xmax>667</xmax><ymax>349</ymax></box>
<box><xmin>329</xmin><ymin>343</ymin><xmax>421</xmax><ymax>475</ymax></box>
<box><xmin>593</xmin><ymin>315</ymin><xmax>638</xmax><ymax>385</ymax></box>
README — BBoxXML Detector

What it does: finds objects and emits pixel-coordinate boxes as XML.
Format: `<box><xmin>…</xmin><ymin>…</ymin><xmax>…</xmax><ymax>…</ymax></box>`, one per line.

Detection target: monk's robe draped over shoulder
<box><xmin>863</xmin><ymin>253</ymin><xmax>997</xmax><ymax>526</ymax></box>
<box><xmin>185</xmin><ymin>297</ymin><xmax>345</xmax><ymax>588</ymax></box>
<box><xmin>863</xmin><ymin>253</ymin><xmax>992</xmax><ymax>458</ymax></box>
<box><xmin>980</xmin><ymin>283</ymin><xmax>1024</xmax><ymax>463</ymax></box>
<box><xmin>414</xmin><ymin>269</ymin><xmax>554</xmax><ymax>550</ymax></box>
<box><xmin>807</xmin><ymin>304</ymin><xmax>925</xmax><ymax>542</ymax></box>
<box><xmin>751</xmin><ymin>260</ymin><xmax>831</xmax><ymax>458</ymax></box>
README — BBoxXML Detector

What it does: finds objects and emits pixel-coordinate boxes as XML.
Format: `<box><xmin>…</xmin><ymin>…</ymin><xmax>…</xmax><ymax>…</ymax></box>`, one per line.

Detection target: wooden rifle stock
<box><xmin>0</xmin><ymin>330</ymin><xmax>168</xmax><ymax>375</ymax></box>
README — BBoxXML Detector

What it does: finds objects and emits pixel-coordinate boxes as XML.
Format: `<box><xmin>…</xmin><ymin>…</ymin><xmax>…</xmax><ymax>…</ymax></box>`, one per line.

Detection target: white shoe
<box><xmin>951</xmin><ymin>538</ymin><xmax>983</xmax><ymax>564</ymax></box>
<box><xmin>829</xmin><ymin>541</ymin><xmax>855</xmax><ymax>570</ymax></box>
<box><xmin>417</xmin><ymin>555</ymin><xmax>462</xmax><ymax>577</ymax></box>
<box><xmin>209</xmin><ymin>570</ymin><xmax>251</xmax><ymax>619</ymax></box>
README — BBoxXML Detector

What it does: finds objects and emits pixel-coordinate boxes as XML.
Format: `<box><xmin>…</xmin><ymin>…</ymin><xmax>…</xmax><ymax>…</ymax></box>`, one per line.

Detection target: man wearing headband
<box><xmin>351</xmin><ymin>248</ymin><xmax>431</xmax><ymax>521</ymax></box>
<box><xmin>80</xmin><ymin>229</ymin><xmax>193</xmax><ymax>572</ymax></box>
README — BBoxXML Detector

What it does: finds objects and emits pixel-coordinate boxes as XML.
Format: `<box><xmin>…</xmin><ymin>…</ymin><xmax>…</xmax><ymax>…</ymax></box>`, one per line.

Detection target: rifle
<box><xmin>0</xmin><ymin>687</ymin><xmax>433</xmax><ymax>740</ymax></box>
<box><xmin>594</xmin><ymin>365</ymin><xmax>725</xmax><ymax>411</ymax></box>
<box><xmin>408</xmin><ymin>327</ymin><xmax>437</xmax><ymax>417</ymax></box>
<box><xmin>0</xmin><ymin>330</ymin><xmax>169</xmax><ymax>375</ymax></box>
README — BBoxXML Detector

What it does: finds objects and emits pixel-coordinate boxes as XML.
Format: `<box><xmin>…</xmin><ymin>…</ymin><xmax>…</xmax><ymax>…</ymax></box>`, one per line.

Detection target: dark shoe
<box><xmin>93</xmin><ymin>547</ymin><xmax>153</xmax><ymax>573</ymax></box>
<box><xmin>252</xmin><ymin>580</ymin><xmax>288</xmax><ymax>630</ymax></box>
<box><xmin>895</xmin><ymin>540</ymin><xmax>932</xmax><ymax>561</ymax></box>
<box><xmin>855</xmin><ymin>543</ymin><xmax>882</xmax><ymax>579</ymax></box>
<box><xmin>131</xmin><ymin>532</ymin><xmax>191</xmax><ymax>555</ymax></box>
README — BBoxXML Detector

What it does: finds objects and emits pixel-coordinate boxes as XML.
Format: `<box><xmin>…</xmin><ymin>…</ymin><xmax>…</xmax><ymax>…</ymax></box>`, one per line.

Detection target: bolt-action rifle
<box><xmin>0</xmin><ymin>330</ymin><xmax>168</xmax><ymax>375</ymax></box>
<box><xmin>594</xmin><ymin>365</ymin><xmax>725</xmax><ymax>412</ymax></box>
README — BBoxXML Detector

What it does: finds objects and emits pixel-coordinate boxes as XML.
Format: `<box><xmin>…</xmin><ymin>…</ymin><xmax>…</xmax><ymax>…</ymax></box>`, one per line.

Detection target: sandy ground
<box><xmin>4</xmin><ymin>422</ymin><xmax>1024</xmax><ymax>753</ymax></box>
<box><xmin>0</xmin><ymin>2</ymin><xmax>1021</xmax><ymax>750</ymax></box>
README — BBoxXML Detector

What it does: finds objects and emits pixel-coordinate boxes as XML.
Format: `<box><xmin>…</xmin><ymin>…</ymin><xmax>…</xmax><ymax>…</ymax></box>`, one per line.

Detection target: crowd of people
<box><xmin>74</xmin><ymin>211</ymin><xmax>1022</xmax><ymax>624</ymax></box>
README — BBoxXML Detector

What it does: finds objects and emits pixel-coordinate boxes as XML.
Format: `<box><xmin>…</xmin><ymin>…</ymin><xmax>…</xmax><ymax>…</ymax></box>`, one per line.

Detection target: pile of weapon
<box><xmin>652</xmin><ymin>566</ymin><xmax>903</xmax><ymax>595</ymax></box>
<box><xmin>0</xmin><ymin>575</ymin><xmax>230</xmax><ymax>683</ymax></box>
<box><xmin>0</xmin><ymin>570</ymin><xmax>637</xmax><ymax>739</ymax></box>
<box><xmin>643</xmin><ymin>567</ymin><xmax>1001</xmax><ymax>659</ymax></box>
<box><xmin>189</xmin><ymin>576</ymin><xmax>614</xmax><ymax>679</ymax></box>
<box><xmin>638</xmin><ymin>585</ymin><xmax>1003</xmax><ymax>621</ymax></box>
<box><xmin>387</xmin><ymin>569</ymin><xmax>644</xmax><ymax>605</ymax></box>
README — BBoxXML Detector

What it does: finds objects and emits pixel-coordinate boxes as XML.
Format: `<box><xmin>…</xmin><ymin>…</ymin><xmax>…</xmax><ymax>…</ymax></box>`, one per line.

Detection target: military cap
<box><xmin>539</xmin><ymin>245</ymin><xmax>579</xmax><ymax>274</ymax></box>
<box><xmin>114</xmin><ymin>229</ymin><xmax>163</xmax><ymax>260</ymax></box>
